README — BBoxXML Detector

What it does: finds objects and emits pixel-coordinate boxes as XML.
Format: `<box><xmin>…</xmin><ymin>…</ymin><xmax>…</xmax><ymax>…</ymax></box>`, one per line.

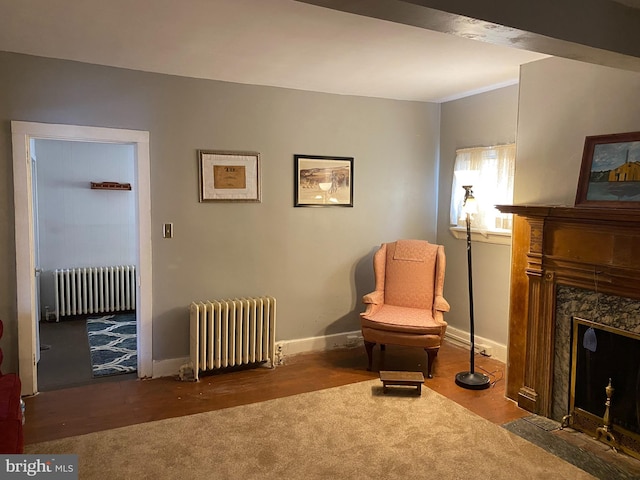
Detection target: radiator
<box><xmin>189</xmin><ymin>297</ymin><xmax>276</xmax><ymax>380</ymax></box>
<box><xmin>54</xmin><ymin>265</ymin><xmax>136</xmax><ymax>321</ymax></box>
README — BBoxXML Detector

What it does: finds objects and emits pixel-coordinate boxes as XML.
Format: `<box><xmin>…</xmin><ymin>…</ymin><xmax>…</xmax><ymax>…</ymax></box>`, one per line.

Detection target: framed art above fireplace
<box><xmin>575</xmin><ymin>131</ymin><xmax>640</xmax><ymax>208</ymax></box>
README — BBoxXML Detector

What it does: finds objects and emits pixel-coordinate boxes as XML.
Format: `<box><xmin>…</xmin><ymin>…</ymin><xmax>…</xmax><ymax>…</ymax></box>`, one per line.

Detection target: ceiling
<box><xmin>0</xmin><ymin>0</ymin><xmax>552</xmax><ymax>102</ymax></box>
<box><xmin>613</xmin><ymin>0</ymin><xmax>640</xmax><ymax>7</ymax></box>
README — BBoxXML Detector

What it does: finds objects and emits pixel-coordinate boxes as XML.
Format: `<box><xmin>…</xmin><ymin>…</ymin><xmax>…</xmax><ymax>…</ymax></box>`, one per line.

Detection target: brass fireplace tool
<box><xmin>595</xmin><ymin>378</ymin><xmax>618</xmax><ymax>452</ymax></box>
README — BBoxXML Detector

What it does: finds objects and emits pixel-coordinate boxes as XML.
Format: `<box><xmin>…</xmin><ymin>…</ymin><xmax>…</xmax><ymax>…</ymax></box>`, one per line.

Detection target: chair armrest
<box><xmin>362</xmin><ymin>291</ymin><xmax>384</xmax><ymax>305</ymax></box>
<box><xmin>434</xmin><ymin>295</ymin><xmax>450</xmax><ymax>313</ymax></box>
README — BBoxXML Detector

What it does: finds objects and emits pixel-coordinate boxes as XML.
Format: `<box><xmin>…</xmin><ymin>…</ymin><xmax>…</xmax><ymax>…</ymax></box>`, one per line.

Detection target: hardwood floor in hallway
<box><xmin>24</xmin><ymin>340</ymin><xmax>526</xmax><ymax>445</ymax></box>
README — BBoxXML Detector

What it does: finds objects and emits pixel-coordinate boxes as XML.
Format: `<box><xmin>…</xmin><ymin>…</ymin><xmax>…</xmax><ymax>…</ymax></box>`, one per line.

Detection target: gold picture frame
<box><xmin>198</xmin><ymin>150</ymin><xmax>261</xmax><ymax>202</ymax></box>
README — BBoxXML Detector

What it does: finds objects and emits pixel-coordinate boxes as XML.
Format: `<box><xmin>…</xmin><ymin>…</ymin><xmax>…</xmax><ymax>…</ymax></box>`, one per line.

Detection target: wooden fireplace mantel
<box><xmin>496</xmin><ymin>204</ymin><xmax>640</xmax><ymax>415</ymax></box>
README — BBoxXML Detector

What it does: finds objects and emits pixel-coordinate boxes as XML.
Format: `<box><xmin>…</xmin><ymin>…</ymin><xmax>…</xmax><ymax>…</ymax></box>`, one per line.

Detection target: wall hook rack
<box><xmin>90</xmin><ymin>182</ymin><xmax>132</xmax><ymax>191</ymax></box>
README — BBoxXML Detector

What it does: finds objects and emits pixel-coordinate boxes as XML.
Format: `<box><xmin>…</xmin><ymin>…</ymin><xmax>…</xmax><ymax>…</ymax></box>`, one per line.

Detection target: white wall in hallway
<box><xmin>34</xmin><ymin>139</ymin><xmax>136</xmax><ymax>314</ymax></box>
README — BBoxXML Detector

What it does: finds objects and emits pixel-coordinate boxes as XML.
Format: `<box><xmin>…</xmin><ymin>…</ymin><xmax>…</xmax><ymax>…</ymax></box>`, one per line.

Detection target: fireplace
<box><xmin>567</xmin><ymin>313</ymin><xmax>640</xmax><ymax>458</ymax></box>
<box><xmin>571</xmin><ymin>318</ymin><xmax>640</xmax><ymax>432</ymax></box>
<box><xmin>496</xmin><ymin>205</ymin><xmax>640</xmax><ymax>456</ymax></box>
<box><xmin>555</xmin><ymin>286</ymin><xmax>640</xmax><ymax>459</ymax></box>
<box><xmin>553</xmin><ymin>286</ymin><xmax>640</xmax><ymax>421</ymax></box>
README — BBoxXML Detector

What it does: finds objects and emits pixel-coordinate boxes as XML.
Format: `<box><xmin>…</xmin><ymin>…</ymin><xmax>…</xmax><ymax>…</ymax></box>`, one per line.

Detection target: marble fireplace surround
<box><xmin>496</xmin><ymin>205</ymin><xmax>640</xmax><ymax>417</ymax></box>
<box><xmin>553</xmin><ymin>285</ymin><xmax>640</xmax><ymax>422</ymax></box>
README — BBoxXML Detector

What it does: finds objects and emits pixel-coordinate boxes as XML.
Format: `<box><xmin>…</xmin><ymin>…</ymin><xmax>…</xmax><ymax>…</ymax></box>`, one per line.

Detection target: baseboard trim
<box><xmin>152</xmin><ymin>328</ymin><xmax>506</xmax><ymax>378</ymax></box>
<box><xmin>151</xmin><ymin>331</ymin><xmax>365</xmax><ymax>378</ymax></box>
<box><xmin>153</xmin><ymin>357</ymin><xmax>189</xmax><ymax>379</ymax></box>
<box><xmin>444</xmin><ymin>326</ymin><xmax>507</xmax><ymax>363</ymax></box>
<box><xmin>276</xmin><ymin>330</ymin><xmax>364</xmax><ymax>359</ymax></box>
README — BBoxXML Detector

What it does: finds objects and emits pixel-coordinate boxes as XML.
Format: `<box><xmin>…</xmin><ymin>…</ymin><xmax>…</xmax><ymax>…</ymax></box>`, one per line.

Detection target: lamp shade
<box><xmin>461</xmin><ymin>185</ymin><xmax>478</xmax><ymax>217</ymax></box>
<box><xmin>462</xmin><ymin>193</ymin><xmax>478</xmax><ymax>216</ymax></box>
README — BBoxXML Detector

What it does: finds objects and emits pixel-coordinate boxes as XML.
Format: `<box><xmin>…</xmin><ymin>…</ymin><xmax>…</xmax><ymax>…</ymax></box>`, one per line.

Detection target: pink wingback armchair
<box><xmin>360</xmin><ymin>239</ymin><xmax>450</xmax><ymax>378</ymax></box>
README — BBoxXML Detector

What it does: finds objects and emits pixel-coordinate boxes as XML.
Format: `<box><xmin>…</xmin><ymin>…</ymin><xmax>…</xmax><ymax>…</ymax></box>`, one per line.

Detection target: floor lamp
<box><xmin>455</xmin><ymin>185</ymin><xmax>491</xmax><ymax>390</ymax></box>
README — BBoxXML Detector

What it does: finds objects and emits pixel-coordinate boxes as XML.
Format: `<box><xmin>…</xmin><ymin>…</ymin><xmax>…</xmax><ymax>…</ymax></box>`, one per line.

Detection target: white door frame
<box><xmin>11</xmin><ymin>121</ymin><xmax>153</xmax><ymax>395</ymax></box>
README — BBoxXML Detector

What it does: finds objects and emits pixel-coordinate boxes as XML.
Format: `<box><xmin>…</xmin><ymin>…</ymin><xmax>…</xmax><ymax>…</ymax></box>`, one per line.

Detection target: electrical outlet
<box><xmin>163</xmin><ymin>223</ymin><xmax>173</xmax><ymax>238</ymax></box>
<box><xmin>477</xmin><ymin>346</ymin><xmax>493</xmax><ymax>357</ymax></box>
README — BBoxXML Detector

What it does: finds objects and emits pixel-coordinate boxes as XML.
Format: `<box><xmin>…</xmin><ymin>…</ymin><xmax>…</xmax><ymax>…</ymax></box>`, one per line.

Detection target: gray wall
<box><xmin>437</xmin><ymin>85</ymin><xmax>519</xmax><ymax>347</ymax></box>
<box><xmin>435</xmin><ymin>58</ymin><xmax>640</xmax><ymax>351</ymax></box>
<box><xmin>5</xmin><ymin>53</ymin><xmax>637</xmax><ymax>375</ymax></box>
<box><xmin>516</xmin><ymin>56</ymin><xmax>640</xmax><ymax>205</ymax></box>
<box><xmin>0</xmin><ymin>51</ymin><xmax>441</xmax><ymax>370</ymax></box>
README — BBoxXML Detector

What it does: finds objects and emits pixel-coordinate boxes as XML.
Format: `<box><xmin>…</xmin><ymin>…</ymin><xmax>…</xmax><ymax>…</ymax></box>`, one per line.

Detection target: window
<box><xmin>450</xmin><ymin>144</ymin><xmax>515</xmax><ymax>243</ymax></box>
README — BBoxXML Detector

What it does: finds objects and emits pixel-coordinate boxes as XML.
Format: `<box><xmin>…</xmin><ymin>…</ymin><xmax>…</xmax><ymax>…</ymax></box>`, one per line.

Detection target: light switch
<box><xmin>163</xmin><ymin>223</ymin><xmax>173</xmax><ymax>238</ymax></box>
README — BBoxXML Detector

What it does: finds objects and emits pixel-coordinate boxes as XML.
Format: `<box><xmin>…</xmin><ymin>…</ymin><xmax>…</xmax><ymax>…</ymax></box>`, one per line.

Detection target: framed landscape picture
<box><xmin>575</xmin><ymin>132</ymin><xmax>640</xmax><ymax>208</ymax></box>
<box><xmin>294</xmin><ymin>154</ymin><xmax>353</xmax><ymax>207</ymax></box>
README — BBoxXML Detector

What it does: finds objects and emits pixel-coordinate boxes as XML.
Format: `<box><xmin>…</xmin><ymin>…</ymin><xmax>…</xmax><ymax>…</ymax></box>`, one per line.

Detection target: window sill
<box><xmin>449</xmin><ymin>226</ymin><xmax>511</xmax><ymax>245</ymax></box>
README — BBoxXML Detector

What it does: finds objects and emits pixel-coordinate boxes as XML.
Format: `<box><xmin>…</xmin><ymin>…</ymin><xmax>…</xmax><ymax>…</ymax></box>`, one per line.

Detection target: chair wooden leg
<box><xmin>425</xmin><ymin>348</ymin><xmax>439</xmax><ymax>379</ymax></box>
<box><xmin>364</xmin><ymin>341</ymin><xmax>375</xmax><ymax>371</ymax></box>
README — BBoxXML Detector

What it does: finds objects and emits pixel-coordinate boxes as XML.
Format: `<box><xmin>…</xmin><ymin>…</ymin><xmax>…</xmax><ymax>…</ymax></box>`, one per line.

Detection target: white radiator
<box><xmin>54</xmin><ymin>265</ymin><xmax>136</xmax><ymax>321</ymax></box>
<box><xmin>189</xmin><ymin>297</ymin><xmax>276</xmax><ymax>380</ymax></box>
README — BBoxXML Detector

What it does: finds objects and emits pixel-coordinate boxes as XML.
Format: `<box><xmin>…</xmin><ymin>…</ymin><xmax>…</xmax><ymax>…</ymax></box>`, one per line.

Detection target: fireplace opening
<box><xmin>570</xmin><ymin>317</ymin><xmax>640</xmax><ymax>457</ymax></box>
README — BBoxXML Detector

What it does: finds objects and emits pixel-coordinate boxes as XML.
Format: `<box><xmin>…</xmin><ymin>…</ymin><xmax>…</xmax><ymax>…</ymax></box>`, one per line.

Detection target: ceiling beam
<box><xmin>296</xmin><ymin>0</ymin><xmax>640</xmax><ymax>72</ymax></box>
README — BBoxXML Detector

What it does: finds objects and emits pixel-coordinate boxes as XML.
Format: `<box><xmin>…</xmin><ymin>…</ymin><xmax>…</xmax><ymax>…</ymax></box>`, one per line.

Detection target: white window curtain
<box><xmin>450</xmin><ymin>143</ymin><xmax>516</xmax><ymax>232</ymax></box>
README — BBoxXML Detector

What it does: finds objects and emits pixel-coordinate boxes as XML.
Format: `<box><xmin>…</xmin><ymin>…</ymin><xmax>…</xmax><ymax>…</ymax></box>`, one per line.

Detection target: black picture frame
<box><xmin>294</xmin><ymin>154</ymin><xmax>354</xmax><ymax>207</ymax></box>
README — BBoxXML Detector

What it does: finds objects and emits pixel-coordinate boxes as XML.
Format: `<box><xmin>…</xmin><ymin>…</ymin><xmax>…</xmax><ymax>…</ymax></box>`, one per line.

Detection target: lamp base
<box><xmin>455</xmin><ymin>371</ymin><xmax>491</xmax><ymax>390</ymax></box>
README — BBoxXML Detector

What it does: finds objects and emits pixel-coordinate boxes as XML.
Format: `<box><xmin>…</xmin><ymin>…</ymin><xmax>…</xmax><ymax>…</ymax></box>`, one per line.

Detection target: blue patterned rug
<box><xmin>86</xmin><ymin>313</ymin><xmax>137</xmax><ymax>377</ymax></box>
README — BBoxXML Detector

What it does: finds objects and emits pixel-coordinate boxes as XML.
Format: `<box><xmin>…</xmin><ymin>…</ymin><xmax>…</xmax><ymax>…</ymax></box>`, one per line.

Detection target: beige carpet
<box><xmin>26</xmin><ymin>380</ymin><xmax>595</xmax><ymax>479</ymax></box>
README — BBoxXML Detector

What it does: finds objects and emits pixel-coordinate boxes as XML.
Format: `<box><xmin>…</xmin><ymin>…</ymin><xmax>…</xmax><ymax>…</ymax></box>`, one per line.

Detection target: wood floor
<box><xmin>23</xmin><ymin>340</ymin><xmax>527</xmax><ymax>445</ymax></box>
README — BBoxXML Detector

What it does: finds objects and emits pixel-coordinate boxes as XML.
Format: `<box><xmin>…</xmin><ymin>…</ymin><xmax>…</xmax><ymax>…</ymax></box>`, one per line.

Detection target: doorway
<box><xmin>34</xmin><ymin>139</ymin><xmax>137</xmax><ymax>390</ymax></box>
<box><xmin>12</xmin><ymin>121</ymin><xmax>153</xmax><ymax>396</ymax></box>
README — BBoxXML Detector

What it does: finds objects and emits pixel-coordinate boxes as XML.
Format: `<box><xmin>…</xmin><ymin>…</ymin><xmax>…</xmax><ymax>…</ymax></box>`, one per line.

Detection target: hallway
<box><xmin>37</xmin><ymin>317</ymin><xmax>136</xmax><ymax>391</ymax></box>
